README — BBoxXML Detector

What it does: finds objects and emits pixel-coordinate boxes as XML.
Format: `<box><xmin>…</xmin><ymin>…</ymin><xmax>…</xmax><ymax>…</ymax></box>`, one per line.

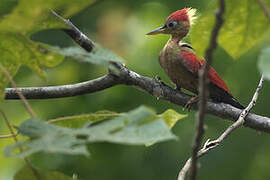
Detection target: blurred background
<box><xmin>1</xmin><ymin>0</ymin><xmax>270</xmax><ymax>179</ymax></box>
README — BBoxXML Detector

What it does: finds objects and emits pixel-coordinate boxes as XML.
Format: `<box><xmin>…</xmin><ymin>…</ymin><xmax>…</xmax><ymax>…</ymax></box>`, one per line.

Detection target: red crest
<box><xmin>166</xmin><ymin>8</ymin><xmax>190</xmax><ymax>22</ymax></box>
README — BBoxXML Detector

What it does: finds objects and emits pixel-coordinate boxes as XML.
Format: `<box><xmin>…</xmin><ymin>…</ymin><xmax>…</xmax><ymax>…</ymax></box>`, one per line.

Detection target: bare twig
<box><xmin>0</xmin><ymin>65</ymin><xmax>39</xmax><ymax>177</ymax></box>
<box><xmin>0</xmin><ymin>110</ymin><xmax>17</xmax><ymax>141</ymax></box>
<box><xmin>0</xmin><ymin>64</ymin><xmax>36</xmax><ymax>118</ymax></box>
<box><xmin>190</xmin><ymin>1</ymin><xmax>225</xmax><ymax>179</ymax></box>
<box><xmin>178</xmin><ymin>75</ymin><xmax>264</xmax><ymax>180</ymax></box>
<box><xmin>256</xmin><ymin>0</ymin><xmax>270</xmax><ymax>20</ymax></box>
<box><xmin>0</xmin><ymin>133</ymin><xmax>18</xmax><ymax>139</ymax></box>
<box><xmin>51</xmin><ymin>10</ymin><xmax>94</xmax><ymax>52</ymax></box>
<box><xmin>0</xmin><ymin>109</ymin><xmax>39</xmax><ymax>179</ymax></box>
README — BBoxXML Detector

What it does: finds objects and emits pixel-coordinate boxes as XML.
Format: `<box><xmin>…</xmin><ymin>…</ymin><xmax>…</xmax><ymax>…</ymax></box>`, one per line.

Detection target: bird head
<box><xmin>147</xmin><ymin>8</ymin><xmax>197</xmax><ymax>38</ymax></box>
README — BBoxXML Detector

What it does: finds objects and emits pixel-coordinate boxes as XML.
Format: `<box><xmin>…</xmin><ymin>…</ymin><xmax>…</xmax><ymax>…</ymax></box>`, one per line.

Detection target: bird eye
<box><xmin>168</xmin><ymin>21</ymin><xmax>177</xmax><ymax>28</ymax></box>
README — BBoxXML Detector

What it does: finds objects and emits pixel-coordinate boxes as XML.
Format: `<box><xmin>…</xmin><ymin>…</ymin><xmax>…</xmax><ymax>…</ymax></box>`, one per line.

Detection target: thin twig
<box><xmin>0</xmin><ymin>109</ymin><xmax>39</xmax><ymax>179</ymax></box>
<box><xmin>0</xmin><ymin>110</ymin><xmax>17</xmax><ymax>141</ymax></box>
<box><xmin>256</xmin><ymin>0</ymin><xmax>270</xmax><ymax>20</ymax></box>
<box><xmin>0</xmin><ymin>65</ymin><xmax>38</xmax><ymax>178</ymax></box>
<box><xmin>190</xmin><ymin>1</ymin><xmax>225</xmax><ymax>179</ymax></box>
<box><xmin>178</xmin><ymin>75</ymin><xmax>264</xmax><ymax>180</ymax></box>
<box><xmin>0</xmin><ymin>64</ymin><xmax>36</xmax><ymax>118</ymax></box>
<box><xmin>0</xmin><ymin>133</ymin><xmax>18</xmax><ymax>139</ymax></box>
<box><xmin>51</xmin><ymin>10</ymin><xmax>95</xmax><ymax>52</ymax></box>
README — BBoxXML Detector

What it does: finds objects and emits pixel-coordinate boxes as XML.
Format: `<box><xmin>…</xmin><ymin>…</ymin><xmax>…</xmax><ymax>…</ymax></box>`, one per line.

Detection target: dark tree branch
<box><xmin>4</xmin><ymin>62</ymin><xmax>270</xmax><ymax>133</ymax></box>
<box><xmin>51</xmin><ymin>10</ymin><xmax>95</xmax><ymax>52</ymax></box>
<box><xmin>5</xmin><ymin>74</ymin><xmax>119</xmax><ymax>99</ymax></box>
<box><xmin>190</xmin><ymin>1</ymin><xmax>225</xmax><ymax>179</ymax></box>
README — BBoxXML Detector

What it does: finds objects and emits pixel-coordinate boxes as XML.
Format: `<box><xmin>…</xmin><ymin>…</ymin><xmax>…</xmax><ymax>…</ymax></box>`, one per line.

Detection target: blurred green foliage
<box><xmin>1</xmin><ymin>0</ymin><xmax>270</xmax><ymax>180</ymax></box>
<box><xmin>51</xmin><ymin>44</ymin><xmax>125</xmax><ymax>66</ymax></box>
<box><xmin>14</xmin><ymin>166</ymin><xmax>72</xmax><ymax>180</ymax></box>
<box><xmin>258</xmin><ymin>46</ymin><xmax>270</xmax><ymax>80</ymax></box>
<box><xmin>0</xmin><ymin>0</ymin><xmax>96</xmax><ymax>99</ymax></box>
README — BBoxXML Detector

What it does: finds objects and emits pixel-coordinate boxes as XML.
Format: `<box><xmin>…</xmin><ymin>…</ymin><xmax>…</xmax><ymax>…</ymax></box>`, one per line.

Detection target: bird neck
<box><xmin>169</xmin><ymin>33</ymin><xmax>186</xmax><ymax>45</ymax></box>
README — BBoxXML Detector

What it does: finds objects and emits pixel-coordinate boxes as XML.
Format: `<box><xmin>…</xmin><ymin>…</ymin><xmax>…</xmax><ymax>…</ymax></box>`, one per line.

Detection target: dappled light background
<box><xmin>1</xmin><ymin>0</ymin><xmax>270</xmax><ymax>179</ymax></box>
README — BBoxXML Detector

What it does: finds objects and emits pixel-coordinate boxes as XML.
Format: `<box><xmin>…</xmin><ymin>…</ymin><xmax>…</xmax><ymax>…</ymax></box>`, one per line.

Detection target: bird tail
<box><xmin>210</xmin><ymin>84</ymin><xmax>245</xmax><ymax>109</ymax></box>
<box><xmin>225</xmin><ymin>96</ymin><xmax>245</xmax><ymax>109</ymax></box>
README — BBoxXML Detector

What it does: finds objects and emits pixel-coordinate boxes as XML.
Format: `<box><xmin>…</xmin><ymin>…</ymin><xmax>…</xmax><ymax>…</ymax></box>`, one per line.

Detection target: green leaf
<box><xmin>0</xmin><ymin>0</ymin><xmax>96</xmax><ymax>36</ymax></box>
<box><xmin>190</xmin><ymin>0</ymin><xmax>270</xmax><ymax>59</ymax></box>
<box><xmin>4</xmin><ymin>118</ymin><xmax>89</xmax><ymax>157</ymax></box>
<box><xmin>158</xmin><ymin>109</ymin><xmax>187</xmax><ymax>128</ymax></box>
<box><xmin>14</xmin><ymin>166</ymin><xmax>72</xmax><ymax>180</ymax></box>
<box><xmin>48</xmin><ymin>110</ymin><xmax>121</xmax><ymax>128</ymax></box>
<box><xmin>0</xmin><ymin>0</ymin><xmax>18</xmax><ymax>17</ymax></box>
<box><xmin>0</xmin><ymin>34</ymin><xmax>64</xmax><ymax>98</ymax></box>
<box><xmin>80</xmin><ymin>106</ymin><xmax>178</xmax><ymax>145</ymax></box>
<box><xmin>258</xmin><ymin>46</ymin><xmax>270</xmax><ymax>80</ymax></box>
<box><xmin>5</xmin><ymin>107</ymin><xmax>186</xmax><ymax>157</ymax></box>
<box><xmin>51</xmin><ymin>44</ymin><xmax>125</xmax><ymax>66</ymax></box>
<box><xmin>0</xmin><ymin>0</ymin><xmax>96</xmax><ymax>100</ymax></box>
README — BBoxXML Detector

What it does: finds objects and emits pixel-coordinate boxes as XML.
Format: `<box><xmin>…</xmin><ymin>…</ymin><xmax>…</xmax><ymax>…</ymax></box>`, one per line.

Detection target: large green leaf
<box><xmin>0</xmin><ymin>0</ymin><xmax>96</xmax><ymax>99</ymax></box>
<box><xmin>5</xmin><ymin>107</ymin><xmax>186</xmax><ymax>157</ymax></box>
<box><xmin>14</xmin><ymin>166</ymin><xmax>72</xmax><ymax>180</ymax></box>
<box><xmin>190</xmin><ymin>0</ymin><xmax>270</xmax><ymax>59</ymax></box>
<box><xmin>51</xmin><ymin>44</ymin><xmax>125</xmax><ymax>66</ymax></box>
<box><xmin>0</xmin><ymin>0</ymin><xmax>96</xmax><ymax>36</ymax></box>
<box><xmin>258</xmin><ymin>45</ymin><xmax>270</xmax><ymax>80</ymax></box>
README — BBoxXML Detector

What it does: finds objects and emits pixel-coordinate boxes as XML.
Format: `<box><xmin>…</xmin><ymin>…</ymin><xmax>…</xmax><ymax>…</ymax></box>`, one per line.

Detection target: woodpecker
<box><xmin>147</xmin><ymin>8</ymin><xmax>244</xmax><ymax>109</ymax></box>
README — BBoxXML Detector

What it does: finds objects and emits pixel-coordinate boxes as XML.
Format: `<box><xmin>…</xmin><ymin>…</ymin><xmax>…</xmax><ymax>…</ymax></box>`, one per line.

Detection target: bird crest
<box><xmin>186</xmin><ymin>8</ymin><xmax>197</xmax><ymax>25</ymax></box>
<box><xmin>167</xmin><ymin>8</ymin><xmax>197</xmax><ymax>25</ymax></box>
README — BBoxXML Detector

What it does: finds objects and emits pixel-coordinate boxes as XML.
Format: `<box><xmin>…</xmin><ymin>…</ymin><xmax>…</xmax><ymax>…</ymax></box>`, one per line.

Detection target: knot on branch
<box><xmin>108</xmin><ymin>62</ymin><xmax>128</xmax><ymax>80</ymax></box>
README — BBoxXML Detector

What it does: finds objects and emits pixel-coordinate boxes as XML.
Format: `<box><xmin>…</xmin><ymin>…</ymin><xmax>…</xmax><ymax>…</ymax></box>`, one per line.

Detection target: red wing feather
<box><xmin>180</xmin><ymin>51</ymin><xmax>200</xmax><ymax>74</ymax></box>
<box><xmin>180</xmin><ymin>51</ymin><xmax>230</xmax><ymax>93</ymax></box>
<box><xmin>199</xmin><ymin>60</ymin><xmax>230</xmax><ymax>93</ymax></box>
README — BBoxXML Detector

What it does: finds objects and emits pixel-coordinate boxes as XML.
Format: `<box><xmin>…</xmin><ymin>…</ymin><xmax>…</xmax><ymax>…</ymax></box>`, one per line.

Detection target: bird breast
<box><xmin>158</xmin><ymin>41</ymin><xmax>198</xmax><ymax>93</ymax></box>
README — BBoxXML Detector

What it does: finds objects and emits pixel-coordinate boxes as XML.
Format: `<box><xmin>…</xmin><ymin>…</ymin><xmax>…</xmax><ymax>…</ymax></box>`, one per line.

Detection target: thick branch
<box><xmin>4</xmin><ymin>63</ymin><xmax>270</xmax><ymax>133</ymax></box>
<box><xmin>5</xmin><ymin>74</ymin><xmax>119</xmax><ymax>99</ymax></box>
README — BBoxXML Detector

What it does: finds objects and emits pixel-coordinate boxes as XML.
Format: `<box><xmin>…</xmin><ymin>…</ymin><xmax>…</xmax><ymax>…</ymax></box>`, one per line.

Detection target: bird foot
<box><xmin>155</xmin><ymin>75</ymin><xmax>166</xmax><ymax>86</ymax></box>
<box><xmin>175</xmin><ymin>85</ymin><xmax>181</xmax><ymax>92</ymax></box>
<box><xmin>184</xmin><ymin>96</ymin><xmax>199</xmax><ymax>111</ymax></box>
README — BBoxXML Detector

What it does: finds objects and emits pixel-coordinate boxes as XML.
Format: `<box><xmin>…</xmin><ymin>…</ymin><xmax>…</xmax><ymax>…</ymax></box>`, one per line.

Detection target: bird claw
<box><xmin>175</xmin><ymin>86</ymin><xmax>181</xmax><ymax>91</ymax></box>
<box><xmin>155</xmin><ymin>75</ymin><xmax>166</xmax><ymax>86</ymax></box>
<box><xmin>183</xmin><ymin>96</ymin><xmax>199</xmax><ymax>111</ymax></box>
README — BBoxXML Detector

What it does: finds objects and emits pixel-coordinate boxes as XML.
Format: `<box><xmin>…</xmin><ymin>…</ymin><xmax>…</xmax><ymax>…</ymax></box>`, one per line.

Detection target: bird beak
<box><xmin>146</xmin><ymin>25</ymin><xmax>166</xmax><ymax>35</ymax></box>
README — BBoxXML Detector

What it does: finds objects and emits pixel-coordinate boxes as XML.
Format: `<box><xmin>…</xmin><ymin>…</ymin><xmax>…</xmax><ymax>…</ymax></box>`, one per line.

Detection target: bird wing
<box><xmin>179</xmin><ymin>50</ymin><xmax>230</xmax><ymax>93</ymax></box>
<box><xmin>179</xmin><ymin>50</ymin><xmax>200</xmax><ymax>74</ymax></box>
<box><xmin>199</xmin><ymin>59</ymin><xmax>230</xmax><ymax>93</ymax></box>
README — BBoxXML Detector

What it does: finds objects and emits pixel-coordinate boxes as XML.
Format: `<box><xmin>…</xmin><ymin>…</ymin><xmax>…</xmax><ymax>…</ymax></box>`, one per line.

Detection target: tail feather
<box><xmin>224</xmin><ymin>96</ymin><xmax>245</xmax><ymax>109</ymax></box>
<box><xmin>209</xmin><ymin>83</ymin><xmax>245</xmax><ymax>109</ymax></box>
